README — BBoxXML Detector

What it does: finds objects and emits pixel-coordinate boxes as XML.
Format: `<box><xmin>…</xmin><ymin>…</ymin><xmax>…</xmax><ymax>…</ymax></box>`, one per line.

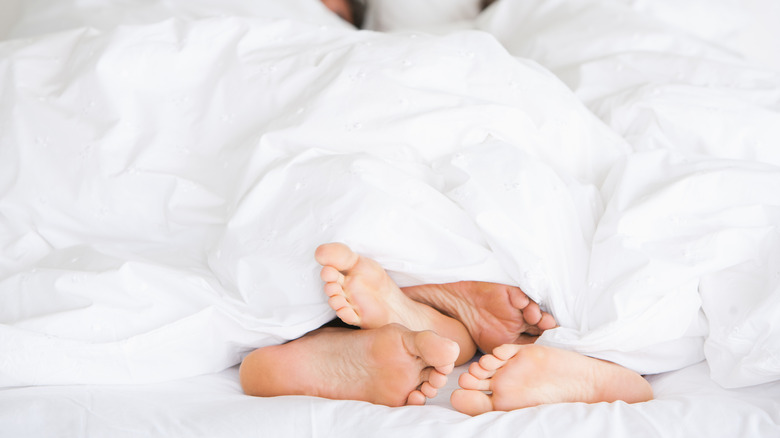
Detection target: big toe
<box><xmin>406</xmin><ymin>329</ymin><xmax>459</xmax><ymax>374</ymax></box>
<box><xmin>451</xmin><ymin>389</ymin><xmax>493</xmax><ymax>416</ymax></box>
<box><xmin>315</xmin><ymin>242</ymin><xmax>360</xmax><ymax>271</ymax></box>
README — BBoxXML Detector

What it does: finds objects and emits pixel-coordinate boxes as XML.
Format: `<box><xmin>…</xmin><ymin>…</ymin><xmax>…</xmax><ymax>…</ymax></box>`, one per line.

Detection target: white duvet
<box><xmin>1</xmin><ymin>0</ymin><xmax>779</xmax><ymax>395</ymax></box>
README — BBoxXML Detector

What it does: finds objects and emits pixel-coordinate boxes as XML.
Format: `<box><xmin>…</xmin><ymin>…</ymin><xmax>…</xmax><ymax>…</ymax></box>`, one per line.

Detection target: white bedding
<box><xmin>1</xmin><ymin>0</ymin><xmax>779</xmax><ymax>436</ymax></box>
<box><xmin>2</xmin><ymin>360</ymin><xmax>779</xmax><ymax>437</ymax></box>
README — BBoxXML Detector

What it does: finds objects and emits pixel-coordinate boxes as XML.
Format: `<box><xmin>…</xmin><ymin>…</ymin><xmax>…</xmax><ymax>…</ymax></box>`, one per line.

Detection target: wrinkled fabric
<box><xmin>479</xmin><ymin>0</ymin><xmax>780</xmax><ymax>387</ymax></box>
<box><xmin>1</xmin><ymin>0</ymin><xmax>779</xmax><ymax>390</ymax></box>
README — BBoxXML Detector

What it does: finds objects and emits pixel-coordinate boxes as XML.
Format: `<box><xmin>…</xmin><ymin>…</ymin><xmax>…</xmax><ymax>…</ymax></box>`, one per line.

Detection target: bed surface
<box><xmin>3</xmin><ymin>360</ymin><xmax>779</xmax><ymax>437</ymax></box>
<box><xmin>2</xmin><ymin>0</ymin><xmax>780</xmax><ymax>436</ymax></box>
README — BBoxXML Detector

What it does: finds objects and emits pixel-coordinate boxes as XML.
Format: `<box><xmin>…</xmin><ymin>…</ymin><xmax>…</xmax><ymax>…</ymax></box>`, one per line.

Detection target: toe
<box><xmin>451</xmin><ymin>389</ymin><xmax>493</xmax><ymax>416</ymax></box>
<box><xmin>522</xmin><ymin>301</ymin><xmax>543</xmax><ymax>325</ymax></box>
<box><xmin>314</xmin><ymin>243</ymin><xmax>360</xmax><ymax>272</ymax></box>
<box><xmin>468</xmin><ymin>361</ymin><xmax>496</xmax><ymax>380</ymax></box>
<box><xmin>458</xmin><ymin>372</ymin><xmax>490</xmax><ymax>391</ymax></box>
<box><xmin>538</xmin><ymin>312</ymin><xmax>557</xmax><ymax>330</ymax></box>
<box><xmin>335</xmin><ymin>307</ymin><xmax>360</xmax><ymax>325</ymax></box>
<box><xmin>427</xmin><ymin>369</ymin><xmax>448</xmax><ymax>388</ymax></box>
<box><xmin>323</xmin><ymin>282</ymin><xmax>343</xmax><ymax>297</ymax></box>
<box><xmin>322</xmin><ymin>283</ymin><xmax>344</xmax><ymax>297</ymax></box>
<box><xmin>407</xmin><ymin>330</ymin><xmax>459</xmax><ymax>375</ymax></box>
<box><xmin>320</xmin><ymin>266</ymin><xmax>344</xmax><ymax>284</ymax></box>
<box><xmin>435</xmin><ymin>362</ymin><xmax>454</xmax><ymax>375</ymax></box>
<box><xmin>478</xmin><ymin>354</ymin><xmax>506</xmax><ymax>372</ymax></box>
<box><xmin>327</xmin><ymin>295</ymin><xmax>350</xmax><ymax>311</ymax></box>
<box><xmin>406</xmin><ymin>390</ymin><xmax>426</xmax><ymax>406</ymax></box>
<box><xmin>508</xmin><ymin>287</ymin><xmax>530</xmax><ymax>309</ymax></box>
<box><xmin>420</xmin><ymin>381</ymin><xmax>438</xmax><ymax>398</ymax></box>
<box><xmin>492</xmin><ymin>344</ymin><xmax>524</xmax><ymax>361</ymax></box>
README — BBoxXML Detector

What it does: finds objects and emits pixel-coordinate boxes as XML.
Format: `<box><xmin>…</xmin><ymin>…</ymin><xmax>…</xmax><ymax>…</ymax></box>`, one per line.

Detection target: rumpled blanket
<box><xmin>1</xmin><ymin>0</ymin><xmax>778</xmax><ymax>389</ymax></box>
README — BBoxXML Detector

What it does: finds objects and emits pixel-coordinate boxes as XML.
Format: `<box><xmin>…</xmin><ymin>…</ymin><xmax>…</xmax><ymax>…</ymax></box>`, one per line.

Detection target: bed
<box><xmin>1</xmin><ymin>0</ymin><xmax>779</xmax><ymax>436</ymax></box>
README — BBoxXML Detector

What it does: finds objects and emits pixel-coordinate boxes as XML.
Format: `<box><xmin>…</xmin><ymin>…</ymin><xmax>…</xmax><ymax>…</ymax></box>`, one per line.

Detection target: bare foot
<box><xmin>450</xmin><ymin>344</ymin><xmax>654</xmax><ymax>415</ymax></box>
<box><xmin>240</xmin><ymin>324</ymin><xmax>459</xmax><ymax>407</ymax></box>
<box><xmin>315</xmin><ymin>243</ymin><xmax>476</xmax><ymax>364</ymax></box>
<box><xmin>401</xmin><ymin>282</ymin><xmax>557</xmax><ymax>353</ymax></box>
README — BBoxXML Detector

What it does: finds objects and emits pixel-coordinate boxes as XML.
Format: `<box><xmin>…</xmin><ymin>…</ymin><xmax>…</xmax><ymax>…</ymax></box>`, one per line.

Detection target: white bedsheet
<box><xmin>1</xmin><ymin>360</ymin><xmax>779</xmax><ymax>438</ymax></box>
<box><xmin>1</xmin><ymin>0</ymin><xmax>780</xmax><ymax>433</ymax></box>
